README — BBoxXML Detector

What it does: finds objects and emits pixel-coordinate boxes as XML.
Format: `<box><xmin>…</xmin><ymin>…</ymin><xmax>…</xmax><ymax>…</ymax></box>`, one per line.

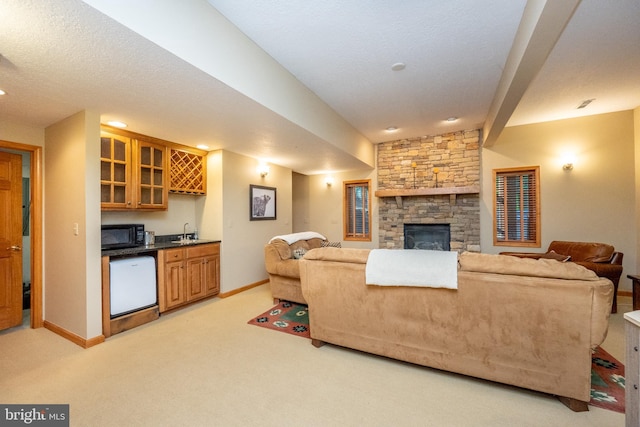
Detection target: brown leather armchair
<box><xmin>501</xmin><ymin>241</ymin><xmax>623</xmax><ymax>313</ymax></box>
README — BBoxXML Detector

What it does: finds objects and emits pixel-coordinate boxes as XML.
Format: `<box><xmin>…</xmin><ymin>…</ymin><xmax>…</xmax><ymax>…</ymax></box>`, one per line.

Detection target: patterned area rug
<box><xmin>248</xmin><ymin>303</ymin><xmax>625</xmax><ymax>413</ymax></box>
<box><xmin>590</xmin><ymin>346</ymin><xmax>625</xmax><ymax>413</ymax></box>
<box><xmin>247</xmin><ymin>301</ymin><xmax>310</xmax><ymax>339</ymax></box>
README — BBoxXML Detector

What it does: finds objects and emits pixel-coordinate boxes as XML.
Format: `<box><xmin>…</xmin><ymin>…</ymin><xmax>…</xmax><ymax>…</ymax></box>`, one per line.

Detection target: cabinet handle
<box><xmin>635</xmin><ymin>384</ymin><xmax>638</xmax><ymax>390</ymax></box>
<box><xmin>635</xmin><ymin>346</ymin><xmax>638</xmax><ymax>352</ymax></box>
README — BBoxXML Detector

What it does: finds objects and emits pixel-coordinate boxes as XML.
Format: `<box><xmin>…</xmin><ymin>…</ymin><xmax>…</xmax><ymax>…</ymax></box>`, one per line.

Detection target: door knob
<box><xmin>7</xmin><ymin>245</ymin><xmax>22</xmax><ymax>251</ymax></box>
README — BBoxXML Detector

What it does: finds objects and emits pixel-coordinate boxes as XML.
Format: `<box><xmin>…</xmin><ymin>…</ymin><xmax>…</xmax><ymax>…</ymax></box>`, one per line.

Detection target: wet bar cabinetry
<box><xmin>157</xmin><ymin>242</ymin><xmax>220</xmax><ymax>312</ymax></box>
<box><xmin>100</xmin><ymin>127</ymin><xmax>168</xmax><ymax>210</ymax></box>
<box><xmin>100</xmin><ymin>126</ymin><xmax>208</xmax><ymax>210</ymax></box>
<box><xmin>170</xmin><ymin>147</ymin><xmax>207</xmax><ymax>195</ymax></box>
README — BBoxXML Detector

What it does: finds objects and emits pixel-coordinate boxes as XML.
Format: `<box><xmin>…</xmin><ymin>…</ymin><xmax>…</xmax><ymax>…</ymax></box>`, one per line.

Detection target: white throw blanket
<box><xmin>268</xmin><ymin>231</ymin><xmax>327</xmax><ymax>245</ymax></box>
<box><xmin>365</xmin><ymin>249</ymin><xmax>458</xmax><ymax>289</ymax></box>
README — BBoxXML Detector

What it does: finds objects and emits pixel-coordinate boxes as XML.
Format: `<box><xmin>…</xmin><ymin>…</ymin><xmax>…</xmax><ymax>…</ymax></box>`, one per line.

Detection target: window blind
<box><xmin>494</xmin><ymin>168</ymin><xmax>539</xmax><ymax>245</ymax></box>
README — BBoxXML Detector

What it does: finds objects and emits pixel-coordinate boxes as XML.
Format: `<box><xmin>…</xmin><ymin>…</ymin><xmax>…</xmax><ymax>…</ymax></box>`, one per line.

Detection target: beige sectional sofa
<box><xmin>299</xmin><ymin>248</ymin><xmax>614</xmax><ymax>411</ymax></box>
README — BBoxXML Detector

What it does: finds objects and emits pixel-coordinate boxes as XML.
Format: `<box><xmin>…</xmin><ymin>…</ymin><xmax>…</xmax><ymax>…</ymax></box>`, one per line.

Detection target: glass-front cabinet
<box><xmin>100</xmin><ymin>127</ymin><xmax>168</xmax><ymax>211</ymax></box>
<box><xmin>136</xmin><ymin>140</ymin><xmax>167</xmax><ymax>209</ymax></box>
<box><xmin>101</xmin><ymin>132</ymin><xmax>132</xmax><ymax>209</ymax></box>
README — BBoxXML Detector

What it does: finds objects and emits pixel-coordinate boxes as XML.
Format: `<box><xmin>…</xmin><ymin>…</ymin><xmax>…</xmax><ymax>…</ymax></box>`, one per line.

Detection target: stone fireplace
<box><xmin>404</xmin><ymin>224</ymin><xmax>450</xmax><ymax>250</ymax></box>
<box><xmin>376</xmin><ymin>130</ymin><xmax>481</xmax><ymax>252</ymax></box>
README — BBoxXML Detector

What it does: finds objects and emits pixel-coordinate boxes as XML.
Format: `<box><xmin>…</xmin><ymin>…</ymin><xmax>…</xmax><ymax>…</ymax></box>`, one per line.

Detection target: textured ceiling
<box><xmin>1</xmin><ymin>0</ymin><xmax>639</xmax><ymax>175</ymax></box>
<box><xmin>207</xmin><ymin>0</ymin><xmax>528</xmax><ymax>142</ymax></box>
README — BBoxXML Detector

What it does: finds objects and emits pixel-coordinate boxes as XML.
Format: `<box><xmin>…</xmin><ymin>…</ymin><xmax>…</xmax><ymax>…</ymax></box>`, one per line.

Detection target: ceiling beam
<box><xmin>482</xmin><ymin>0</ymin><xmax>581</xmax><ymax>147</ymax></box>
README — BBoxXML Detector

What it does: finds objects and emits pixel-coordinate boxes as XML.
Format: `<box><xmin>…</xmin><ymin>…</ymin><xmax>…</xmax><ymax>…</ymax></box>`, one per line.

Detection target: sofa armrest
<box><xmin>574</xmin><ymin>262</ymin><xmax>623</xmax><ymax>284</ymax></box>
<box><xmin>610</xmin><ymin>252</ymin><xmax>624</xmax><ymax>266</ymax></box>
<box><xmin>264</xmin><ymin>244</ymin><xmax>285</xmax><ymax>274</ymax></box>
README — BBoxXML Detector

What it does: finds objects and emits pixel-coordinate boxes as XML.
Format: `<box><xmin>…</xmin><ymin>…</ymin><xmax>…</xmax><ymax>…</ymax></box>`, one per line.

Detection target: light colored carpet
<box><xmin>0</xmin><ymin>286</ymin><xmax>628</xmax><ymax>426</ymax></box>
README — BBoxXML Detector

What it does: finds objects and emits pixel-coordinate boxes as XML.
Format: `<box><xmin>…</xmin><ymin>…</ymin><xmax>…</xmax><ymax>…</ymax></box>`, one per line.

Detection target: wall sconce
<box><xmin>257</xmin><ymin>163</ymin><xmax>270</xmax><ymax>177</ymax></box>
<box><xmin>325</xmin><ymin>175</ymin><xmax>335</xmax><ymax>186</ymax></box>
<box><xmin>433</xmin><ymin>167</ymin><xmax>440</xmax><ymax>188</ymax></box>
<box><xmin>560</xmin><ymin>152</ymin><xmax>575</xmax><ymax>171</ymax></box>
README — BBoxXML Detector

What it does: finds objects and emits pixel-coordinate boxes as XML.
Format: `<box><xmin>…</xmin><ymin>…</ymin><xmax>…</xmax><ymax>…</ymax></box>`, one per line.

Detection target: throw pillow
<box><xmin>292</xmin><ymin>248</ymin><xmax>307</xmax><ymax>259</ymax></box>
<box><xmin>321</xmin><ymin>241</ymin><xmax>342</xmax><ymax>248</ymax></box>
<box><xmin>541</xmin><ymin>250</ymin><xmax>571</xmax><ymax>262</ymax></box>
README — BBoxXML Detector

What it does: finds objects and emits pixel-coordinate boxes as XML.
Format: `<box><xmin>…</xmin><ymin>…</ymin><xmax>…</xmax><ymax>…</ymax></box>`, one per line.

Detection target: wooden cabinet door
<box><xmin>163</xmin><ymin>259</ymin><xmax>185</xmax><ymax>310</ymax></box>
<box><xmin>100</xmin><ymin>132</ymin><xmax>132</xmax><ymax>209</ymax></box>
<box><xmin>186</xmin><ymin>257</ymin><xmax>206</xmax><ymax>301</ymax></box>
<box><xmin>204</xmin><ymin>254</ymin><xmax>220</xmax><ymax>296</ymax></box>
<box><xmin>135</xmin><ymin>140</ymin><xmax>168</xmax><ymax>210</ymax></box>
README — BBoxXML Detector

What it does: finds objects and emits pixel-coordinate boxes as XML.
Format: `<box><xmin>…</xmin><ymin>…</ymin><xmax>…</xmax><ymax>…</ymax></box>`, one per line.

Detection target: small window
<box><xmin>343</xmin><ymin>180</ymin><xmax>371</xmax><ymax>241</ymax></box>
<box><xmin>494</xmin><ymin>166</ymin><xmax>540</xmax><ymax>247</ymax></box>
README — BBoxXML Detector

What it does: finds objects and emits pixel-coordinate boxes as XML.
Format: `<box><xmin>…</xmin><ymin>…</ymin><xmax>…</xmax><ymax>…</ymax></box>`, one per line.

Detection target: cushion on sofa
<box><xmin>307</xmin><ymin>238</ymin><xmax>326</xmax><ymax>249</ymax></box>
<box><xmin>322</xmin><ymin>241</ymin><xmax>342</xmax><ymax>248</ymax></box>
<box><xmin>290</xmin><ymin>240</ymin><xmax>311</xmax><ymax>252</ymax></box>
<box><xmin>540</xmin><ymin>250</ymin><xmax>571</xmax><ymax>262</ymax></box>
<box><xmin>292</xmin><ymin>248</ymin><xmax>307</xmax><ymax>259</ymax></box>
<box><xmin>459</xmin><ymin>252</ymin><xmax>599</xmax><ymax>281</ymax></box>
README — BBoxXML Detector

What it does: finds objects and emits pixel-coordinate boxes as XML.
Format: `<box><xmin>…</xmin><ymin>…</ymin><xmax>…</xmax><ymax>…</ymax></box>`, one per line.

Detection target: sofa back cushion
<box><xmin>307</xmin><ymin>238</ymin><xmax>325</xmax><ymax>249</ymax></box>
<box><xmin>548</xmin><ymin>241</ymin><xmax>614</xmax><ymax>263</ymax></box>
<box><xmin>459</xmin><ymin>252</ymin><xmax>599</xmax><ymax>280</ymax></box>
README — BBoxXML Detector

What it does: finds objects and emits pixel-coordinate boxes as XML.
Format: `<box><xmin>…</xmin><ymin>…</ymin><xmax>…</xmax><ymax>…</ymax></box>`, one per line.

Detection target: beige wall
<box><xmin>0</xmin><ymin>119</ymin><xmax>45</xmax><ymax>147</ymax></box>
<box><xmin>44</xmin><ymin>110</ymin><xmax>102</xmax><ymax>339</ymax></box>
<box><xmin>304</xmin><ymin>169</ymin><xmax>378</xmax><ymax>248</ymax></box>
<box><xmin>292</xmin><ymin>172</ymin><xmax>310</xmax><ymax>232</ymax></box>
<box><xmin>102</xmin><ymin>194</ymin><xmax>199</xmax><ymax>235</ymax></box>
<box><xmin>197</xmin><ymin>150</ymin><xmax>223</xmax><ymax>241</ymax></box>
<box><xmin>481</xmin><ymin>110</ymin><xmax>637</xmax><ymax>292</ymax></box>
<box><xmin>218</xmin><ymin>151</ymin><xmax>293</xmax><ymax>293</ymax></box>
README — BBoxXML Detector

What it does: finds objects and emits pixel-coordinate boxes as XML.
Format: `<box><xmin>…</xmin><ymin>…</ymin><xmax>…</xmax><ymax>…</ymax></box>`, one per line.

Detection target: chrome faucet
<box><xmin>183</xmin><ymin>222</ymin><xmax>189</xmax><ymax>241</ymax></box>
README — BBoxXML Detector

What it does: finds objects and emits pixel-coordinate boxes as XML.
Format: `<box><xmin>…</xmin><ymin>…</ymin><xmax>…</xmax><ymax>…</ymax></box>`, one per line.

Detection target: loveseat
<box><xmin>299</xmin><ymin>248</ymin><xmax>614</xmax><ymax>411</ymax></box>
<box><xmin>500</xmin><ymin>241</ymin><xmax>623</xmax><ymax>312</ymax></box>
<box><xmin>264</xmin><ymin>232</ymin><xmax>328</xmax><ymax>304</ymax></box>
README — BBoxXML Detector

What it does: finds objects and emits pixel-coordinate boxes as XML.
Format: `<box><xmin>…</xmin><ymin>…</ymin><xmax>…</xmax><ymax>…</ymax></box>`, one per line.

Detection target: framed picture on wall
<box><xmin>250</xmin><ymin>184</ymin><xmax>276</xmax><ymax>221</ymax></box>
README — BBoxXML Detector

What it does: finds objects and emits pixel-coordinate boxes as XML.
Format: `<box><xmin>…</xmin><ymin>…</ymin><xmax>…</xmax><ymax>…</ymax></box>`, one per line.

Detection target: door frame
<box><xmin>0</xmin><ymin>140</ymin><xmax>43</xmax><ymax>328</ymax></box>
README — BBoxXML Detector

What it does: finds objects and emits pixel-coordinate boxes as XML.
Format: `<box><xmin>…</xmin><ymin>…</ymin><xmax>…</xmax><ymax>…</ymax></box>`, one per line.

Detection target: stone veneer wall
<box><xmin>377</xmin><ymin>130</ymin><xmax>481</xmax><ymax>251</ymax></box>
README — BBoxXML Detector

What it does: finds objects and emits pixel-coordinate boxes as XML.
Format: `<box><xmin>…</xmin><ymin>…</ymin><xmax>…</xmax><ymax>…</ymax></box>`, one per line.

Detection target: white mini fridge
<box><xmin>109</xmin><ymin>256</ymin><xmax>157</xmax><ymax>317</ymax></box>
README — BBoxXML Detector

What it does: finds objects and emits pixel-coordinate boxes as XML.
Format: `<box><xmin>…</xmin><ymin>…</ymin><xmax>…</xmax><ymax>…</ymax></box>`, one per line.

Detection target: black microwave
<box><xmin>101</xmin><ymin>224</ymin><xmax>145</xmax><ymax>250</ymax></box>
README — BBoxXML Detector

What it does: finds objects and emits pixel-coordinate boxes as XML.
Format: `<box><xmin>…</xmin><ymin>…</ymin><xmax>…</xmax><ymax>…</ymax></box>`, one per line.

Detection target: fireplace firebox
<box><xmin>404</xmin><ymin>224</ymin><xmax>450</xmax><ymax>251</ymax></box>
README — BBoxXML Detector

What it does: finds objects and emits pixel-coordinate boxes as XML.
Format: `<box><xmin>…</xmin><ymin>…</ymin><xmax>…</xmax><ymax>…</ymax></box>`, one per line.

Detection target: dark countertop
<box><xmin>102</xmin><ymin>239</ymin><xmax>221</xmax><ymax>258</ymax></box>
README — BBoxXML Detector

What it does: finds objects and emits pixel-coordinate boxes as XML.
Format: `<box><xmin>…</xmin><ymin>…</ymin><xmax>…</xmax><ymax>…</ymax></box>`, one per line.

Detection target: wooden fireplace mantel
<box><xmin>374</xmin><ymin>186</ymin><xmax>480</xmax><ymax>208</ymax></box>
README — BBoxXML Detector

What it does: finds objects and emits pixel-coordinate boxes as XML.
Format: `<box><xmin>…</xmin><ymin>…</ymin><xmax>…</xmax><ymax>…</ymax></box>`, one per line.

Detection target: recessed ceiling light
<box><xmin>385</xmin><ymin>126</ymin><xmax>398</xmax><ymax>132</ymax></box>
<box><xmin>446</xmin><ymin>117</ymin><xmax>458</xmax><ymax>122</ymax></box>
<box><xmin>196</xmin><ymin>144</ymin><xmax>210</xmax><ymax>150</ymax></box>
<box><xmin>107</xmin><ymin>120</ymin><xmax>127</xmax><ymax>128</ymax></box>
<box><xmin>391</xmin><ymin>62</ymin><xmax>406</xmax><ymax>71</ymax></box>
<box><xmin>0</xmin><ymin>89</ymin><xmax>6</xmax><ymax>96</ymax></box>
